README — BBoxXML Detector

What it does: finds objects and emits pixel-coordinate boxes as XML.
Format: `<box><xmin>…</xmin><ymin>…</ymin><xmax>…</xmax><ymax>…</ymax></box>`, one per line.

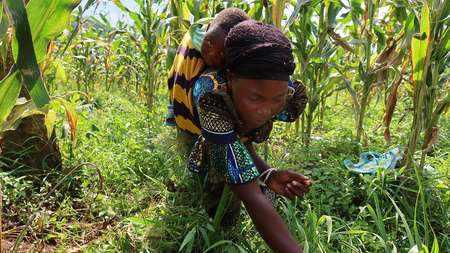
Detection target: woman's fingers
<box><xmin>287</xmin><ymin>181</ymin><xmax>305</xmax><ymax>197</ymax></box>
<box><xmin>286</xmin><ymin>170</ymin><xmax>311</xmax><ymax>186</ymax></box>
<box><xmin>284</xmin><ymin>186</ymin><xmax>295</xmax><ymax>200</ymax></box>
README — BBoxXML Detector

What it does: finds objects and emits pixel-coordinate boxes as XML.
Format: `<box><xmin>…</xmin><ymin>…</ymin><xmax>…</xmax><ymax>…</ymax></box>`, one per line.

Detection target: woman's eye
<box><xmin>271</xmin><ymin>96</ymin><xmax>284</xmax><ymax>103</ymax></box>
<box><xmin>249</xmin><ymin>96</ymin><xmax>260</xmax><ymax>102</ymax></box>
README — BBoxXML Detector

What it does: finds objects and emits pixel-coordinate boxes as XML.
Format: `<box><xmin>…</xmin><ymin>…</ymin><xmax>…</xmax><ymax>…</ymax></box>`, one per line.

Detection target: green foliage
<box><xmin>12</xmin><ymin>0</ymin><xmax>80</xmax><ymax>64</ymax></box>
<box><xmin>1</xmin><ymin>0</ymin><xmax>449</xmax><ymax>252</ymax></box>
<box><xmin>0</xmin><ymin>71</ymin><xmax>21</xmax><ymax>126</ymax></box>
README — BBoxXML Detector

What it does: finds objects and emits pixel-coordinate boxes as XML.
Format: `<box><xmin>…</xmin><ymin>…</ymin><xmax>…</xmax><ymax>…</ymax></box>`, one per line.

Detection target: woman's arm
<box><xmin>244</xmin><ymin>142</ymin><xmax>270</xmax><ymax>173</ymax></box>
<box><xmin>230</xmin><ymin>181</ymin><xmax>303</xmax><ymax>253</ymax></box>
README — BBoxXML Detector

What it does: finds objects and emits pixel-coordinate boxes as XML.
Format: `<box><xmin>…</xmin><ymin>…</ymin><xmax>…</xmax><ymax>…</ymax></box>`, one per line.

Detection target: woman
<box><xmin>188</xmin><ymin>20</ymin><xmax>310</xmax><ymax>253</ymax></box>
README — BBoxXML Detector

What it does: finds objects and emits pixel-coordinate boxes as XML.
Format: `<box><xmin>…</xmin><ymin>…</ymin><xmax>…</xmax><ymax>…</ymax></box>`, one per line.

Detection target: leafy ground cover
<box><xmin>2</xmin><ymin>88</ymin><xmax>448</xmax><ymax>252</ymax></box>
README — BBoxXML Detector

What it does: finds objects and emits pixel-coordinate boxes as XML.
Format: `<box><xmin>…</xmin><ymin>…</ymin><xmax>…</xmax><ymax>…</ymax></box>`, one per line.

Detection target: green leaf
<box><xmin>0</xmin><ymin>13</ymin><xmax>8</xmax><ymax>39</ymax></box>
<box><xmin>203</xmin><ymin>240</ymin><xmax>233</xmax><ymax>253</ymax></box>
<box><xmin>284</xmin><ymin>0</ymin><xmax>310</xmax><ymax>31</ymax></box>
<box><xmin>44</xmin><ymin>109</ymin><xmax>56</xmax><ymax>139</ymax></box>
<box><xmin>326</xmin><ymin>0</ymin><xmax>342</xmax><ymax>28</ymax></box>
<box><xmin>180</xmin><ymin>1</ymin><xmax>192</xmax><ymax>23</ymax></box>
<box><xmin>126</xmin><ymin>216</ymin><xmax>149</xmax><ymax>226</ymax></box>
<box><xmin>179</xmin><ymin>226</ymin><xmax>196</xmax><ymax>253</ymax></box>
<box><xmin>189</xmin><ymin>18</ymin><xmax>211</xmax><ymax>51</ymax></box>
<box><xmin>411</xmin><ymin>2</ymin><xmax>430</xmax><ymax>85</ymax></box>
<box><xmin>13</xmin><ymin>0</ymin><xmax>81</xmax><ymax>64</ymax></box>
<box><xmin>198</xmin><ymin>227</ymin><xmax>210</xmax><ymax>248</ymax></box>
<box><xmin>430</xmin><ymin>237</ymin><xmax>439</xmax><ymax>253</ymax></box>
<box><xmin>0</xmin><ymin>70</ymin><xmax>21</xmax><ymax>126</ymax></box>
<box><xmin>317</xmin><ymin>215</ymin><xmax>333</xmax><ymax>243</ymax></box>
<box><xmin>248</xmin><ymin>2</ymin><xmax>263</xmax><ymax>20</ymax></box>
<box><xmin>0</xmin><ymin>14</ymin><xmax>9</xmax><ymax>65</ymax></box>
<box><xmin>434</xmin><ymin>26</ymin><xmax>449</xmax><ymax>61</ymax></box>
<box><xmin>54</xmin><ymin>59</ymin><xmax>67</xmax><ymax>82</ymax></box>
<box><xmin>99</xmin><ymin>13</ymin><xmax>113</xmax><ymax>30</ymax></box>
<box><xmin>186</xmin><ymin>0</ymin><xmax>201</xmax><ymax>21</ymax></box>
<box><xmin>1</xmin><ymin>98</ymin><xmax>45</xmax><ymax>133</ymax></box>
<box><xmin>113</xmin><ymin>0</ymin><xmax>143</xmax><ymax>29</ymax></box>
<box><xmin>5</xmin><ymin>0</ymin><xmax>50</xmax><ymax>107</ymax></box>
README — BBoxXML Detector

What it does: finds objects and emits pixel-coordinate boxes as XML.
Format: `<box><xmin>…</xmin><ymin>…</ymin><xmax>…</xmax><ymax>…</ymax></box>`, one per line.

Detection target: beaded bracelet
<box><xmin>259</xmin><ymin>168</ymin><xmax>277</xmax><ymax>184</ymax></box>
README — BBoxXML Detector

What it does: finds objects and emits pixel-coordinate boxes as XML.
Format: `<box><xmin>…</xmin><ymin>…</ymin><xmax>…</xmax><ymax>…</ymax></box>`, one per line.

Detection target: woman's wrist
<box><xmin>259</xmin><ymin>168</ymin><xmax>277</xmax><ymax>185</ymax></box>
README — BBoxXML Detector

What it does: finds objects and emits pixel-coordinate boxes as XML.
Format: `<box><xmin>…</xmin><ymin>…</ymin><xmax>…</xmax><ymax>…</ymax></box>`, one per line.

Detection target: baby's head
<box><xmin>201</xmin><ymin>8</ymin><xmax>249</xmax><ymax>68</ymax></box>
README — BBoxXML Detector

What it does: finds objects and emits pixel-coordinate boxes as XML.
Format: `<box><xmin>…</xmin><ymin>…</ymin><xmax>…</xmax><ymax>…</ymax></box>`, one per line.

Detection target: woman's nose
<box><xmin>256</xmin><ymin>107</ymin><xmax>271</xmax><ymax>119</ymax></box>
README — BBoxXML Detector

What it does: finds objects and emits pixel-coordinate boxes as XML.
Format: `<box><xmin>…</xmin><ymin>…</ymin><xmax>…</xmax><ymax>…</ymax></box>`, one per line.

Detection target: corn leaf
<box><xmin>434</xmin><ymin>26</ymin><xmax>449</xmax><ymax>61</ymax></box>
<box><xmin>0</xmin><ymin>15</ymin><xmax>9</xmax><ymax>64</ymax></box>
<box><xmin>44</xmin><ymin>109</ymin><xmax>57</xmax><ymax>139</ymax></box>
<box><xmin>5</xmin><ymin>0</ymin><xmax>50</xmax><ymax>108</ymax></box>
<box><xmin>248</xmin><ymin>1</ymin><xmax>263</xmax><ymax>20</ymax></box>
<box><xmin>1</xmin><ymin>98</ymin><xmax>45</xmax><ymax>133</ymax></box>
<box><xmin>0</xmin><ymin>70</ymin><xmax>21</xmax><ymax>126</ymax></box>
<box><xmin>113</xmin><ymin>0</ymin><xmax>142</xmax><ymax>29</ymax></box>
<box><xmin>284</xmin><ymin>0</ymin><xmax>310</xmax><ymax>32</ymax></box>
<box><xmin>186</xmin><ymin>0</ymin><xmax>201</xmax><ymax>21</ymax></box>
<box><xmin>12</xmin><ymin>0</ymin><xmax>81</xmax><ymax>64</ymax></box>
<box><xmin>54</xmin><ymin>59</ymin><xmax>68</xmax><ymax>82</ymax></box>
<box><xmin>411</xmin><ymin>3</ymin><xmax>430</xmax><ymax>85</ymax></box>
<box><xmin>180</xmin><ymin>1</ymin><xmax>192</xmax><ymax>23</ymax></box>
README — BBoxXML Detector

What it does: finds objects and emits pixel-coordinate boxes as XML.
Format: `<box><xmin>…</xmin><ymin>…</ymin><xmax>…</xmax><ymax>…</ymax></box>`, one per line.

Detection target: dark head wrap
<box><xmin>224</xmin><ymin>20</ymin><xmax>295</xmax><ymax>81</ymax></box>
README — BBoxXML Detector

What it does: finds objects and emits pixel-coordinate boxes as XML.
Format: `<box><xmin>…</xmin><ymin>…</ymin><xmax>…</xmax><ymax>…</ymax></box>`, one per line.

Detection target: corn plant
<box><xmin>0</xmin><ymin>0</ymin><xmax>80</xmax><ymax>174</ymax></box>
<box><xmin>328</xmin><ymin>0</ymin><xmax>402</xmax><ymax>144</ymax></box>
<box><xmin>113</xmin><ymin>0</ymin><xmax>173</xmax><ymax>110</ymax></box>
<box><xmin>288</xmin><ymin>0</ymin><xmax>340</xmax><ymax>145</ymax></box>
<box><xmin>406</xmin><ymin>0</ymin><xmax>449</xmax><ymax>170</ymax></box>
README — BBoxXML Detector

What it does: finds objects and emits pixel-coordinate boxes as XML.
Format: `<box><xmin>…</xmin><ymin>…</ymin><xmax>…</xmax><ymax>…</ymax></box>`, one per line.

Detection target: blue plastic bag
<box><xmin>343</xmin><ymin>146</ymin><xmax>403</xmax><ymax>174</ymax></box>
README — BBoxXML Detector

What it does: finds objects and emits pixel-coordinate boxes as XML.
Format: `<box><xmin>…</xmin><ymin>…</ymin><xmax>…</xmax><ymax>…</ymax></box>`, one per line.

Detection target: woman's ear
<box><xmin>227</xmin><ymin>71</ymin><xmax>238</xmax><ymax>91</ymax></box>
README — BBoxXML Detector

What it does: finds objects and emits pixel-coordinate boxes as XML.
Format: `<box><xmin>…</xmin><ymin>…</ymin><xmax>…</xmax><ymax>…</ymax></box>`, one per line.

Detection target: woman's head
<box><xmin>224</xmin><ymin>20</ymin><xmax>295</xmax><ymax>131</ymax></box>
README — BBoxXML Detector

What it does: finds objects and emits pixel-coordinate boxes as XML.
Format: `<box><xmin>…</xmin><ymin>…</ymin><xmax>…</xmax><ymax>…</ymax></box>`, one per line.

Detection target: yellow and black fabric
<box><xmin>167</xmin><ymin>32</ymin><xmax>206</xmax><ymax>135</ymax></box>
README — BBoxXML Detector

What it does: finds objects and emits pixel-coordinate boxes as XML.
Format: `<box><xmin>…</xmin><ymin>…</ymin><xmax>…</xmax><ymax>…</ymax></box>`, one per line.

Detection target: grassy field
<box><xmin>0</xmin><ymin>0</ymin><xmax>449</xmax><ymax>252</ymax></box>
<box><xmin>2</xmin><ymin>87</ymin><xmax>448</xmax><ymax>252</ymax></box>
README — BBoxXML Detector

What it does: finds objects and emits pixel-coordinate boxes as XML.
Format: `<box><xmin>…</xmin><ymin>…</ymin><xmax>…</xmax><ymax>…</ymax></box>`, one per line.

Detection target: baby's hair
<box><xmin>209</xmin><ymin>8</ymin><xmax>250</xmax><ymax>35</ymax></box>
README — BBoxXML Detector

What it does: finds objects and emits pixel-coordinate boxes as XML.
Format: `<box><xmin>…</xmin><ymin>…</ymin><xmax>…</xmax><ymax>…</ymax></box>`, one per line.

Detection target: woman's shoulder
<box><xmin>197</xmin><ymin>92</ymin><xmax>239</xmax><ymax>144</ymax></box>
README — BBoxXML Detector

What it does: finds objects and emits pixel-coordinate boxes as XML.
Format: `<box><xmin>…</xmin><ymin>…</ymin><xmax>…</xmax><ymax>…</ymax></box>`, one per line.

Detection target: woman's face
<box><xmin>230</xmin><ymin>77</ymin><xmax>288</xmax><ymax>132</ymax></box>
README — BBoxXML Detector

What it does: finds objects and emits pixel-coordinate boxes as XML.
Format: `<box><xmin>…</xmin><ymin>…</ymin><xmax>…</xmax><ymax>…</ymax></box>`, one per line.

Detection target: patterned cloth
<box><xmin>188</xmin><ymin>71</ymin><xmax>308</xmax><ymax>185</ymax></box>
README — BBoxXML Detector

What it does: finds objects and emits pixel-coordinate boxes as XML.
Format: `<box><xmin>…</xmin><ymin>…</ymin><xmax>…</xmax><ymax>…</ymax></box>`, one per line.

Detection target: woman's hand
<box><xmin>266</xmin><ymin>170</ymin><xmax>311</xmax><ymax>200</ymax></box>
